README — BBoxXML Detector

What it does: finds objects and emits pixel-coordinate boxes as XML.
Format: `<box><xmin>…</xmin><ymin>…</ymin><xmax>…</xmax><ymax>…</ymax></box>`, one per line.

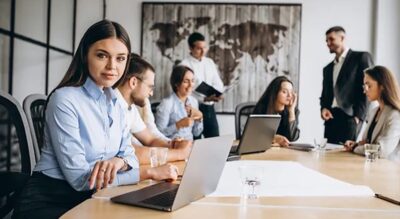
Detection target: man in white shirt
<box><xmin>135</xmin><ymin>98</ymin><xmax>170</xmax><ymax>142</ymax></box>
<box><xmin>180</xmin><ymin>32</ymin><xmax>224</xmax><ymax>138</ymax></box>
<box><xmin>320</xmin><ymin>26</ymin><xmax>373</xmax><ymax>144</ymax></box>
<box><xmin>117</xmin><ymin>54</ymin><xmax>192</xmax><ymax>164</ymax></box>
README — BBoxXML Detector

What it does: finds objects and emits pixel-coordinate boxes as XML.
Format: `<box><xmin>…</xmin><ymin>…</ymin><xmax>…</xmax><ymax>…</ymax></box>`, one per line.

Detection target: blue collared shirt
<box><xmin>34</xmin><ymin>78</ymin><xmax>139</xmax><ymax>191</ymax></box>
<box><xmin>155</xmin><ymin>93</ymin><xmax>203</xmax><ymax>140</ymax></box>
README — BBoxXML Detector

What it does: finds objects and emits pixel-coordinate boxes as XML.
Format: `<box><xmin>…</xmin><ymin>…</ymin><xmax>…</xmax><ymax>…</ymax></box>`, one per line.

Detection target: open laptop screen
<box><xmin>237</xmin><ymin>114</ymin><xmax>281</xmax><ymax>155</ymax></box>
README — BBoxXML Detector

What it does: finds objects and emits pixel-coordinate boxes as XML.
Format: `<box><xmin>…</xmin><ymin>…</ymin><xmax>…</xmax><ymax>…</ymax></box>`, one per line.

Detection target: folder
<box><xmin>195</xmin><ymin>81</ymin><xmax>222</xmax><ymax>97</ymax></box>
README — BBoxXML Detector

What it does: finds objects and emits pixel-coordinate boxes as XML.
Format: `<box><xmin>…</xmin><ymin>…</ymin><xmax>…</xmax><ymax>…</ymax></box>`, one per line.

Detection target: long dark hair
<box><xmin>253</xmin><ymin>76</ymin><xmax>293</xmax><ymax>114</ymax></box>
<box><xmin>364</xmin><ymin>66</ymin><xmax>400</xmax><ymax>111</ymax></box>
<box><xmin>50</xmin><ymin>20</ymin><xmax>131</xmax><ymax>97</ymax></box>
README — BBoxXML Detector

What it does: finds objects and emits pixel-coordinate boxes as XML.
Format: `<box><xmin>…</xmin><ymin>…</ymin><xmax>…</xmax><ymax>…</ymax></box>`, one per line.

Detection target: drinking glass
<box><xmin>364</xmin><ymin>143</ymin><xmax>380</xmax><ymax>162</ymax></box>
<box><xmin>238</xmin><ymin>165</ymin><xmax>263</xmax><ymax>200</ymax></box>
<box><xmin>313</xmin><ymin>138</ymin><xmax>327</xmax><ymax>151</ymax></box>
<box><xmin>150</xmin><ymin>147</ymin><xmax>168</xmax><ymax>167</ymax></box>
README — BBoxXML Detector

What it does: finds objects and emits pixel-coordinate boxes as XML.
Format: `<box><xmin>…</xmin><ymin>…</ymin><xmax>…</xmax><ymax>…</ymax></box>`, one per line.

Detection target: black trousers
<box><xmin>199</xmin><ymin>104</ymin><xmax>220</xmax><ymax>138</ymax></box>
<box><xmin>324</xmin><ymin>108</ymin><xmax>359</xmax><ymax>144</ymax></box>
<box><xmin>12</xmin><ymin>172</ymin><xmax>93</xmax><ymax>219</ymax></box>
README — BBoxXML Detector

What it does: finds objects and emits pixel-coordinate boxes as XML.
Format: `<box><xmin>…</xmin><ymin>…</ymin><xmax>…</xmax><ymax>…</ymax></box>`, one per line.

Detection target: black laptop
<box><xmin>228</xmin><ymin>114</ymin><xmax>281</xmax><ymax>160</ymax></box>
<box><xmin>111</xmin><ymin>136</ymin><xmax>234</xmax><ymax>212</ymax></box>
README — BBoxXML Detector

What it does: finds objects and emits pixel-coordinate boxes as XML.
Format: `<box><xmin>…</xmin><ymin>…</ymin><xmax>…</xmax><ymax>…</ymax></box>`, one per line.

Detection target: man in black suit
<box><xmin>320</xmin><ymin>26</ymin><xmax>373</xmax><ymax>144</ymax></box>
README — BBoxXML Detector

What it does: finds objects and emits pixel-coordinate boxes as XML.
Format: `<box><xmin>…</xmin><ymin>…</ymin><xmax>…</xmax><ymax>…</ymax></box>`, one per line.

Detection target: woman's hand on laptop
<box><xmin>273</xmin><ymin>134</ymin><xmax>290</xmax><ymax>147</ymax></box>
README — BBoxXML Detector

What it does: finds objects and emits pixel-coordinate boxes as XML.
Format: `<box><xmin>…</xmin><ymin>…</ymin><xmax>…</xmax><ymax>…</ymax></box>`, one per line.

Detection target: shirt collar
<box><xmin>189</xmin><ymin>54</ymin><xmax>203</xmax><ymax>63</ymax></box>
<box><xmin>172</xmin><ymin>92</ymin><xmax>186</xmax><ymax>104</ymax></box>
<box><xmin>83</xmin><ymin>77</ymin><xmax>117</xmax><ymax>105</ymax></box>
<box><xmin>334</xmin><ymin>47</ymin><xmax>349</xmax><ymax>64</ymax></box>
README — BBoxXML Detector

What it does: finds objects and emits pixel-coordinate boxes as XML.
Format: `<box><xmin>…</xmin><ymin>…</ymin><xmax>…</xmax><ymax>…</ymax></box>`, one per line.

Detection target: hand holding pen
<box><xmin>184</xmin><ymin>98</ymin><xmax>203</xmax><ymax>121</ymax></box>
<box><xmin>184</xmin><ymin>98</ymin><xmax>192</xmax><ymax>117</ymax></box>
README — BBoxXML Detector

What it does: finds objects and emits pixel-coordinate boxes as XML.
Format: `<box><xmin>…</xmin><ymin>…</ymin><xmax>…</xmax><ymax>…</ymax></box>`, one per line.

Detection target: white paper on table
<box><xmin>325</xmin><ymin>143</ymin><xmax>345</xmax><ymax>150</ymax></box>
<box><xmin>209</xmin><ymin>160</ymin><xmax>374</xmax><ymax>197</ymax></box>
<box><xmin>291</xmin><ymin>142</ymin><xmax>344</xmax><ymax>150</ymax></box>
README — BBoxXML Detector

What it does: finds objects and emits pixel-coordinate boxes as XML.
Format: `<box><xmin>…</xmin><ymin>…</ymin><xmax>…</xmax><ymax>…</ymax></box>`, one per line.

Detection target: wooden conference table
<box><xmin>62</xmin><ymin>147</ymin><xmax>400</xmax><ymax>219</ymax></box>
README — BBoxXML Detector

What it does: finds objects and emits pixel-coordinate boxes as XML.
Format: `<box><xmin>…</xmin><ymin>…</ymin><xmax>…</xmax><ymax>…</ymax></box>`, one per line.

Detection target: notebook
<box><xmin>228</xmin><ymin>114</ymin><xmax>281</xmax><ymax>160</ymax></box>
<box><xmin>111</xmin><ymin>135</ymin><xmax>234</xmax><ymax>211</ymax></box>
<box><xmin>195</xmin><ymin>81</ymin><xmax>222</xmax><ymax>97</ymax></box>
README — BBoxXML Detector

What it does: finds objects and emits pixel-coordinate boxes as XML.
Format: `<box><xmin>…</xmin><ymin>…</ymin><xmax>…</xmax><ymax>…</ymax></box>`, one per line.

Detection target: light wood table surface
<box><xmin>62</xmin><ymin>147</ymin><xmax>400</xmax><ymax>219</ymax></box>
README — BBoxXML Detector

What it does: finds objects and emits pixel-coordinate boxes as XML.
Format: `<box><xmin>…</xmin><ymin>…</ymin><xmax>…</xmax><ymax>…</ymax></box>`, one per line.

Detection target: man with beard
<box><xmin>320</xmin><ymin>26</ymin><xmax>374</xmax><ymax>144</ymax></box>
<box><xmin>116</xmin><ymin>54</ymin><xmax>192</xmax><ymax>164</ymax></box>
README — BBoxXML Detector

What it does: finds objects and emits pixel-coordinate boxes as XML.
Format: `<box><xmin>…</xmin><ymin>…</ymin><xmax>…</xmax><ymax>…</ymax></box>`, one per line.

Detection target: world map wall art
<box><xmin>141</xmin><ymin>3</ymin><xmax>302</xmax><ymax>113</ymax></box>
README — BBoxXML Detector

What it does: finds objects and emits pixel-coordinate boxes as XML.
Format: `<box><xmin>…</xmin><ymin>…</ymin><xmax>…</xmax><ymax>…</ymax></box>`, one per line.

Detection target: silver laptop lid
<box><xmin>171</xmin><ymin>135</ymin><xmax>234</xmax><ymax>211</ymax></box>
<box><xmin>238</xmin><ymin>114</ymin><xmax>281</xmax><ymax>154</ymax></box>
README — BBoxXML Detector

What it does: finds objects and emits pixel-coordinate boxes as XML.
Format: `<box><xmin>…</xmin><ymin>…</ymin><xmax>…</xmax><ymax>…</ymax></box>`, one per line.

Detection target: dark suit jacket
<box><xmin>320</xmin><ymin>49</ymin><xmax>373</xmax><ymax>121</ymax></box>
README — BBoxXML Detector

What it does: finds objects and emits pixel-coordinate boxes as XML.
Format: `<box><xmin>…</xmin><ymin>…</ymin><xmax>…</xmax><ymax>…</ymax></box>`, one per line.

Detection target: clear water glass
<box><xmin>364</xmin><ymin>143</ymin><xmax>380</xmax><ymax>162</ymax></box>
<box><xmin>313</xmin><ymin>138</ymin><xmax>327</xmax><ymax>151</ymax></box>
<box><xmin>239</xmin><ymin>165</ymin><xmax>263</xmax><ymax>200</ymax></box>
<box><xmin>150</xmin><ymin>147</ymin><xmax>168</xmax><ymax>167</ymax></box>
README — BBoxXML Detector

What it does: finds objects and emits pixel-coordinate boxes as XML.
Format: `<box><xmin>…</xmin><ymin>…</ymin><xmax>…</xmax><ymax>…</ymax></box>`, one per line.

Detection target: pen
<box><xmin>375</xmin><ymin>194</ymin><xmax>400</xmax><ymax>205</ymax></box>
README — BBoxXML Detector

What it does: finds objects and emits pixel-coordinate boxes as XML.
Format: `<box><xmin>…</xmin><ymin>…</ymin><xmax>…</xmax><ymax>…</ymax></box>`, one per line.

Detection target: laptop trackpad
<box><xmin>113</xmin><ymin>182</ymin><xmax>179</xmax><ymax>203</ymax></box>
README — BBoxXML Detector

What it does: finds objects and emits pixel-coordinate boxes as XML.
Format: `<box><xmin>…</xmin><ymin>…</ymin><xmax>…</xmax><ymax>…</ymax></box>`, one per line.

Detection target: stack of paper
<box><xmin>209</xmin><ymin>160</ymin><xmax>373</xmax><ymax>197</ymax></box>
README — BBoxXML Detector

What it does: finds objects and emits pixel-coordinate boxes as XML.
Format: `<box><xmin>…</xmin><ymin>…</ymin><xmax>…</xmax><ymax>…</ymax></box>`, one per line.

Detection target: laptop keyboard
<box><xmin>140</xmin><ymin>188</ymin><xmax>179</xmax><ymax>207</ymax></box>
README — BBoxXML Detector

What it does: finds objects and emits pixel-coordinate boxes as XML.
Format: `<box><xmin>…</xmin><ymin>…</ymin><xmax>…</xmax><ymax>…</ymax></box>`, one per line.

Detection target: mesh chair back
<box><xmin>234</xmin><ymin>102</ymin><xmax>257</xmax><ymax>140</ymax></box>
<box><xmin>23</xmin><ymin>94</ymin><xmax>47</xmax><ymax>161</ymax></box>
<box><xmin>0</xmin><ymin>91</ymin><xmax>35</xmax><ymax>218</ymax></box>
<box><xmin>151</xmin><ymin>101</ymin><xmax>160</xmax><ymax>115</ymax></box>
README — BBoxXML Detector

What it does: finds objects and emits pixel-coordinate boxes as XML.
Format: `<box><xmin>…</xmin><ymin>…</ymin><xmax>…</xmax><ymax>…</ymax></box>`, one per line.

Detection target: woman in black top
<box><xmin>253</xmin><ymin>76</ymin><xmax>300</xmax><ymax>147</ymax></box>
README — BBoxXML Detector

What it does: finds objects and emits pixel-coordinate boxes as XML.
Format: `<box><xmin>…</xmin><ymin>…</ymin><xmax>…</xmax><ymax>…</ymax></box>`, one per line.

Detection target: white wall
<box><xmin>296</xmin><ymin>0</ymin><xmax>373</xmax><ymax>142</ymax></box>
<box><xmin>8</xmin><ymin>0</ymin><xmax>398</xmax><ymax>143</ymax></box>
<box><xmin>375</xmin><ymin>0</ymin><xmax>400</xmax><ymax>79</ymax></box>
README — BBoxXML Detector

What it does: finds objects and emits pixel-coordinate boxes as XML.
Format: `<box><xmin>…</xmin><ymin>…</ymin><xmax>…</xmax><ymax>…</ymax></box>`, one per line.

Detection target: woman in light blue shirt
<box><xmin>156</xmin><ymin>66</ymin><xmax>203</xmax><ymax>140</ymax></box>
<box><xmin>13</xmin><ymin>20</ymin><xmax>178</xmax><ymax>219</ymax></box>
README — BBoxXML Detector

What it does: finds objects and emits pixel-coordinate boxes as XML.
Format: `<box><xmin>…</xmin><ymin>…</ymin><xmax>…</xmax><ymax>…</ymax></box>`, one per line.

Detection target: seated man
<box><xmin>116</xmin><ymin>54</ymin><xmax>192</xmax><ymax>164</ymax></box>
<box><xmin>135</xmin><ymin>98</ymin><xmax>169</xmax><ymax>142</ymax></box>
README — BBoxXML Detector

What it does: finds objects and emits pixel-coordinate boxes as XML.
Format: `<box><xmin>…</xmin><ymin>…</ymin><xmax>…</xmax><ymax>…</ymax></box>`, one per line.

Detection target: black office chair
<box><xmin>23</xmin><ymin>94</ymin><xmax>47</xmax><ymax>162</ymax></box>
<box><xmin>0</xmin><ymin>91</ymin><xmax>36</xmax><ymax>218</ymax></box>
<box><xmin>150</xmin><ymin>101</ymin><xmax>160</xmax><ymax>116</ymax></box>
<box><xmin>234</xmin><ymin>101</ymin><xmax>257</xmax><ymax>140</ymax></box>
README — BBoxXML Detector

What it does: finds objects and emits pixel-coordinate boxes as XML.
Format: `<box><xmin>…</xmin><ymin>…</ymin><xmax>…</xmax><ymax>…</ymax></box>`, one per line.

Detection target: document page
<box><xmin>209</xmin><ymin>160</ymin><xmax>373</xmax><ymax>197</ymax></box>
